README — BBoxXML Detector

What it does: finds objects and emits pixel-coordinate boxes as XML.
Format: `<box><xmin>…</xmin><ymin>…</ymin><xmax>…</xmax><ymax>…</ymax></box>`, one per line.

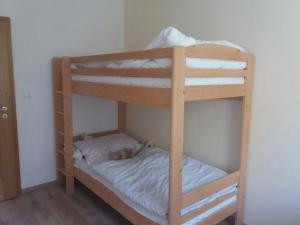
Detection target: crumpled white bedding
<box><xmin>73</xmin><ymin>27</ymin><xmax>246</xmax><ymax>70</ymax></box>
<box><xmin>75</xmin><ymin>145</ymin><xmax>237</xmax><ymax>224</ymax></box>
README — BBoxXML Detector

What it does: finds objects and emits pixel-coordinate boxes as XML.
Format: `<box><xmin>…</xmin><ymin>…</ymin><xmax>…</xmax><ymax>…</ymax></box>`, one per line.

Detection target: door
<box><xmin>0</xmin><ymin>17</ymin><xmax>20</xmax><ymax>200</ymax></box>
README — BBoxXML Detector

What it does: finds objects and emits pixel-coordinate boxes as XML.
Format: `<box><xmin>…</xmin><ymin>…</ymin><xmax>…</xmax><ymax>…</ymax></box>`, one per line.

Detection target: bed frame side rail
<box><xmin>70</xmin><ymin>48</ymin><xmax>175</xmax><ymax>108</ymax></box>
<box><xmin>180</xmin><ymin>171</ymin><xmax>240</xmax><ymax>224</ymax></box>
<box><xmin>184</xmin><ymin>45</ymin><xmax>252</xmax><ymax>101</ymax></box>
<box><xmin>69</xmin><ymin>45</ymin><xmax>252</xmax><ymax>104</ymax></box>
<box><xmin>70</xmin><ymin>47</ymin><xmax>173</xmax><ymax>77</ymax></box>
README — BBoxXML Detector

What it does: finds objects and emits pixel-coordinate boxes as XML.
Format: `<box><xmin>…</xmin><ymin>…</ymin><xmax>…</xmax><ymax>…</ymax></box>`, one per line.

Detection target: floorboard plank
<box><xmin>0</xmin><ymin>183</ymin><xmax>230</xmax><ymax>225</ymax></box>
<box><xmin>0</xmin><ymin>183</ymin><xmax>132</xmax><ymax>225</ymax></box>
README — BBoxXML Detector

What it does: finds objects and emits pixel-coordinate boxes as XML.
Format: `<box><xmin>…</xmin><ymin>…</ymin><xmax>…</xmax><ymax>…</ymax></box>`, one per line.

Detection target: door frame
<box><xmin>0</xmin><ymin>16</ymin><xmax>21</xmax><ymax>200</ymax></box>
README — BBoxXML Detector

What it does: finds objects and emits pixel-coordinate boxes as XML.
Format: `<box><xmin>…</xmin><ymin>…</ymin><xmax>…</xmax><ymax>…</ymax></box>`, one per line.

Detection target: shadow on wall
<box><xmin>127</xmin><ymin>99</ymin><xmax>242</xmax><ymax>173</ymax></box>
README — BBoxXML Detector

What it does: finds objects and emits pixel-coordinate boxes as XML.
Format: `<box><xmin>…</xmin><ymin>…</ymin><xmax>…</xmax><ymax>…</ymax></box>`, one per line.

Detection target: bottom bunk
<box><xmin>72</xmin><ymin>133</ymin><xmax>238</xmax><ymax>225</ymax></box>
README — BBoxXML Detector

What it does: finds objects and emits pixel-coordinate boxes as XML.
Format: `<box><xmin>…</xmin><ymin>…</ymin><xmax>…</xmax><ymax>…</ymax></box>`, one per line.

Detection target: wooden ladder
<box><xmin>52</xmin><ymin>57</ymin><xmax>74</xmax><ymax>194</ymax></box>
<box><xmin>52</xmin><ymin>58</ymin><xmax>66</xmax><ymax>187</ymax></box>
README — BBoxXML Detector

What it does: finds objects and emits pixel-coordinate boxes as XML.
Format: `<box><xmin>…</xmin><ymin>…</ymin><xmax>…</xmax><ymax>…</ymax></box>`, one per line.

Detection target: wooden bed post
<box><xmin>235</xmin><ymin>55</ymin><xmax>254</xmax><ymax>225</ymax></box>
<box><xmin>168</xmin><ymin>46</ymin><xmax>186</xmax><ymax>225</ymax></box>
<box><xmin>62</xmin><ymin>57</ymin><xmax>74</xmax><ymax>194</ymax></box>
<box><xmin>52</xmin><ymin>58</ymin><xmax>65</xmax><ymax>186</ymax></box>
<box><xmin>118</xmin><ymin>102</ymin><xmax>126</xmax><ymax>132</ymax></box>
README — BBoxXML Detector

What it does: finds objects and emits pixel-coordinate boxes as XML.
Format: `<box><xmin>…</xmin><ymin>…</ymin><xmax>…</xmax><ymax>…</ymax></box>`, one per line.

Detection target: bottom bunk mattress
<box><xmin>73</xmin><ymin>142</ymin><xmax>237</xmax><ymax>225</ymax></box>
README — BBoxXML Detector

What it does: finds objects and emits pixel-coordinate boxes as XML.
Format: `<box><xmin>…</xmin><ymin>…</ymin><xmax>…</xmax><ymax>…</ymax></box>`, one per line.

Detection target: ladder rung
<box><xmin>55</xmin><ymin>111</ymin><xmax>64</xmax><ymax>115</ymax></box>
<box><xmin>57</xmin><ymin>131</ymin><xmax>64</xmax><ymax>136</ymax></box>
<box><xmin>56</xmin><ymin>90</ymin><xmax>63</xmax><ymax>95</ymax></box>
<box><xmin>57</xmin><ymin>149</ymin><xmax>65</xmax><ymax>156</ymax></box>
<box><xmin>57</xmin><ymin>168</ymin><xmax>66</xmax><ymax>175</ymax></box>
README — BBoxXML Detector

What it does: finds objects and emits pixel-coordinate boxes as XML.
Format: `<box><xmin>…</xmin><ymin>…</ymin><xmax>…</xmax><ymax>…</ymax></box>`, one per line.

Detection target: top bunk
<box><xmin>55</xmin><ymin>27</ymin><xmax>254</xmax><ymax>109</ymax></box>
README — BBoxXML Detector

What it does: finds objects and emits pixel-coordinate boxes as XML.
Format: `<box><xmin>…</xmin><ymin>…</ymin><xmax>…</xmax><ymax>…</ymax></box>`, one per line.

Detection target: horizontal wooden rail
<box><xmin>185</xmin><ymin>44</ymin><xmax>249</xmax><ymax>61</ymax></box>
<box><xmin>184</xmin><ymin>85</ymin><xmax>246</xmax><ymax>101</ymax></box>
<box><xmin>70</xmin><ymin>48</ymin><xmax>173</xmax><ymax>63</ymax></box>
<box><xmin>72</xmin><ymin>81</ymin><xmax>171</xmax><ymax>108</ymax></box>
<box><xmin>71</xmin><ymin>67</ymin><xmax>245</xmax><ymax>78</ymax></box>
<box><xmin>73</xmin><ymin>129</ymin><xmax>120</xmax><ymax>142</ymax></box>
<box><xmin>181</xmin><ymin>191</ymin><xmax>237</xmax><ymax>223</ymax></box>
<box><xmin>195</xmin><ymin>202</ymin><xmax>238</xmax><ymax>225</ymax></box>
<box><xmin>71</xmin><ymin>68</ymin><xmax>172</xmax><ymax>78</ymax></box>
<box><xmin>181</xmin><ymin>171</ymin><xmax>239</xmax><ymax>208</ymax></box>
<box><xmin>186</xmin><ymin>68</ymin><xmax>247</xmax><ymax>77</ymax></box>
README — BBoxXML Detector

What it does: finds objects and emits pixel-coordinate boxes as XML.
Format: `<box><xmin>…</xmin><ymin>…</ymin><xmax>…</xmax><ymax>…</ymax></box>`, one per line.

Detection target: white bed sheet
<box><xmin>74</xmin><ymin>147</ymin><xmax>237</xmax><ymax>225</ymax></box>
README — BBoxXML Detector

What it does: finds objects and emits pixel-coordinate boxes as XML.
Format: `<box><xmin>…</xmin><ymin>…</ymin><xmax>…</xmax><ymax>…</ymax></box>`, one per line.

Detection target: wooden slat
<box><xmin>71</xmin><ymin>68</ymin><xmax>171</xmax><ymax>78</ymax></box>
<box><xmin>181</xmin><ymin>192</ymin><xmax>237</xmax><ymax>223</ymax></box>
<box><xmin>184</xmin><ymin>85</ymin><xmax>245</xmax><ymax>101</ymax></box>
<box><xmin>57</xmin><ymin>168</ymin><xmax>66</xmax><ymax>175</ymax></box>
<box><xmin>168</xmin><ymin>46</ymin><xmax>186</xmax><ymax>225</ymax></box>
<box><xmin>55</xmin><ymin>110</ymin><xmax>64</xmax><ymax>115</ymax></box>
<box><xmin>73</xmin><ymin>129</ymin><xmax>120</xmax><ymax>142</ymax></box>
<box><xmin>118</xmin><ymin>102</ymin><xmax>126</xmax><ymax>132</ymax></box>
<box><xmin>74</xmin><ymin>167</ymin><xmax>158</xmax><ymax>225</ymax></box>
<box><xmin>182</xmin><ymin>171</ymin><xmax>240</xmax><ymax>208</ymax></box>
<box><xmin>72</xmin><ymin>81</ymin><xmax>171</xmax><ymax>108</ymax></box>
<box><xmin>186</xmin><ymin>68</ymin><xmax>246</xmax><ymax>77</ymax></box>
<box><xmin>89</xmin><ymin>129</ymin><xmax>120</xmax><ymax>138</ymax></box>
<box><xmin>70</xmin><ymin>47</ymin><xmax>173</xmax><ymax>63</ymax></box>
<box><xmin>62</xmin><ymin>57</ymin><xmax>74</xmax><ymax>194</ymax></box>
<box><xmin>56</xmin><ymin>90</ymin><xmax>63</xmax><ymax>95</ymax></box>
<box><xmin>235</xmin><ymin>55</ymin><xmax>254</xmax><ymax>225</ymax></box>
<box><xmin>57</xmin><ymin>130</ymin><xmax>64</xmax><ymax>136</ymax></box>
<box><xmin>185</xmin><ymin>44</ymin><xmax>249</xmax><ymax>61</ymax></box>
<box><xmin>195</xmin><ymin>202</ymin><xmax>238</xmax><ymax>225</ymax></box>
<box><xmin>57</xmin><ymin>150</ymin><xmax>65</xmax><ymax>156</ymax></box>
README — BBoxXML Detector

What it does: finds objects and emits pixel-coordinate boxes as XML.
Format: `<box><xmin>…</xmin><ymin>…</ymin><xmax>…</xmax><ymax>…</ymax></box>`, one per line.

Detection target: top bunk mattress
<box><xmin>72</xmin><ymin>57</ymin><xmax>247</xmax><ymax>88</ymax></box>
<box><xmin>72</xmin><ymin>58</ymin><xmax>246</xmax><ymax>88</ymax></box>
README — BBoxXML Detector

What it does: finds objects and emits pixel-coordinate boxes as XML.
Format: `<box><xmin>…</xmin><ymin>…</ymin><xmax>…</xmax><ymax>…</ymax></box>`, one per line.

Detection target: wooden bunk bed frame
<box><xmin>52</xmin><ymin>45</ymin><xmax>254</xmax><ymax>225</ymax></box>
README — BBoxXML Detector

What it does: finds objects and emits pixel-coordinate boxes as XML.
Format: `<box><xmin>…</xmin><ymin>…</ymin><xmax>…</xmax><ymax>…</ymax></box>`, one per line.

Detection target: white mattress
<box><xmin>74</xmin><ymin>147</ymin><xmax>237</xmax><ymax>225</ymax></box>
<box><xmin>72</xmin><ymin>58</ymin><xmax>246</xmax><ymax>88</ymax></box>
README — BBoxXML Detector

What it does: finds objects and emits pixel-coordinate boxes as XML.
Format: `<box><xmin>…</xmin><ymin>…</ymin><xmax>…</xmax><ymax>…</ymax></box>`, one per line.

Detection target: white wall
<box><xmin>0</xmin><ymin>0</ymin><xmax>124</xmax><ymax>188</ymax></box>
<box><xmin>125</xmin><ymin>1</ymin><xmax>300</xmax><ymax>225</ymax></box>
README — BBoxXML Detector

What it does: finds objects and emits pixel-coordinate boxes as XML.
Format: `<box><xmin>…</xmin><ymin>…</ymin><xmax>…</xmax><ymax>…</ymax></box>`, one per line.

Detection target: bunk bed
<box><xmin>52</xmin><ymin>43</ymin><xmax>253</xmax><ymax>225</ymax></box>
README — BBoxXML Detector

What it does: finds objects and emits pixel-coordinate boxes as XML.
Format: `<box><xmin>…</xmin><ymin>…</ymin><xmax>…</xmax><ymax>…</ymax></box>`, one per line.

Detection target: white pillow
<box><xmin>73</xmin><ymin>133</ymin><xmax>142</xmax><ymax>165</ymax></box>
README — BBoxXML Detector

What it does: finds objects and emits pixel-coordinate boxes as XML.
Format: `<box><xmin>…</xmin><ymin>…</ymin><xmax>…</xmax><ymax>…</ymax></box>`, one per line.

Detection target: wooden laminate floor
<box><xmin>0</xmin><ymin>183</ymin><xmax>132</xmax><ymax>225</ymax></box>
<box><xmin>0</xmin><ymin>183</ymin><xmax>230</xmax><ymax>225</ymax></box>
